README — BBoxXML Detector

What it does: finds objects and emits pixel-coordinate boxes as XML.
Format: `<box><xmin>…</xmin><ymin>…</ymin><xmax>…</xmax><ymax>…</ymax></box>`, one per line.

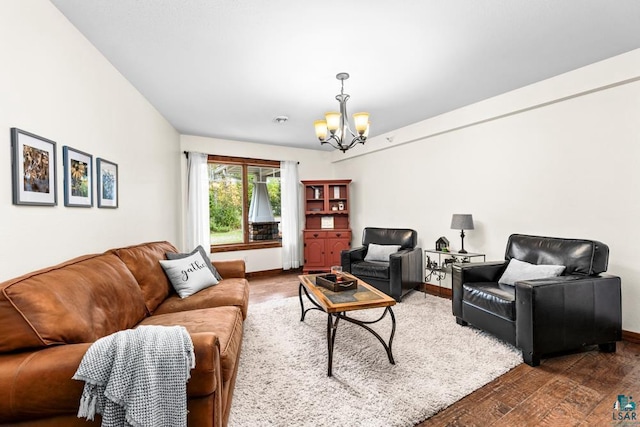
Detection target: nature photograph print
<box><xmin>23</xmin><ymin>145</ymin><xmax>50</xmax><ymax>193</ymax></box>
<box><xmin>102</xmin><ymin>169</ymin><xmax>115</xmax><ymax>201</ymax></box>
<box><xmin>70</xmin><ymin>159</ymin><xmax>89</xmax><ymax>197</ymax></box>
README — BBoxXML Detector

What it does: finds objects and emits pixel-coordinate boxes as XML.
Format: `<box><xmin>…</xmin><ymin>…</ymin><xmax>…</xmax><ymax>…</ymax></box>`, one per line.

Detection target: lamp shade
<box><xmin>314</xmin><ymin>120</ymin><xmax>328</xmax><ymax>141</ymax></box>
<box><xmin>325</xmin><ymin>112</ymin><xmax>341</xmax><ymax>132</ymax></box>
<box><xmin>451</xmin><ymin>214</ymin><xmax>474</xmax><ymax>230</ymax></box>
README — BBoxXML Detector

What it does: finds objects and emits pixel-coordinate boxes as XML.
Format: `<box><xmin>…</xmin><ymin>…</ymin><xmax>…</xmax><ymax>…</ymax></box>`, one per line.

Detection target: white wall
<box><xmin>0</xmin><ymin>0</ymin><xmax>181</xmax><ymax>280</ymax></box>
<box><xmin>180</xmin><ymin>135</ymin><xmax>333</xmax><ymax>272</ymax></box>
<box><xmin>330</xmin><ymin>49</ymin><xmax>640</xmax><ymax>333</ymax></box>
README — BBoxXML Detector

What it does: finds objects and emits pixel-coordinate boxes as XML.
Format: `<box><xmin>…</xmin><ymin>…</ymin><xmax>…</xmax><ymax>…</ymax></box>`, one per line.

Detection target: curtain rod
<box><xmin>183</xmin><ymin>151</ymin><xmax>298</xmax><ymax>164</ymax></box>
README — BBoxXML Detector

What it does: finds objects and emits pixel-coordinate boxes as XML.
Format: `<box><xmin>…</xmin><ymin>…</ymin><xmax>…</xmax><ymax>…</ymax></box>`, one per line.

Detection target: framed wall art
<box><xmin>63</xmin><ymin>146</ymin><xmax>93</xmax><ymax>207</ymax></box>
<box><xmin>11</xmin><ymin>128</ymin><xmax>57</xmax><ymax>206</ymax></box>
<box><xmin>96</xmin><ymin>158</ymin><xmax>118</xmax><ymax>208</ymax></box>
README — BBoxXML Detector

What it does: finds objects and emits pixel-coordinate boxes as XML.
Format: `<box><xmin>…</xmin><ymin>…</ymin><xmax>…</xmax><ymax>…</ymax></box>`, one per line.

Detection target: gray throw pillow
<box><xmin>166</xmin><ymin>245</ymin><xmax>222</xmax><ymax>281</ymax></box>
<box><xmin>364</xmin><ymin>243</ymin><xmax>401</xmax><ymax>262</ymax></box>
<box><xmin>498</xmin><ymin>258</ymin><xmax>566</xmax><ymax>286</ymax></box>
<box><xmin>159</xmin><ymin>252</ymin><xmax>219</xmax><ymax>298</ymax></box>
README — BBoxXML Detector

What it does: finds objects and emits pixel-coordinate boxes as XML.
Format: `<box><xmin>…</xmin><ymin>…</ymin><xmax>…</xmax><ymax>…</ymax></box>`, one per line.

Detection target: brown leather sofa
<box><xmin>0</xmin><ymin>241</ymin><xmax>249</xmax><ymax>427</ymax></box>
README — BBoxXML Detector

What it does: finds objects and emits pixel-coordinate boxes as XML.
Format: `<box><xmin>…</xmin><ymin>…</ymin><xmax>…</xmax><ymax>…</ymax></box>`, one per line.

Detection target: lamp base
<box><xmin>458</xmin><ymin>249</ymin><xmax>468</xmax><ymax>254</ymax></box>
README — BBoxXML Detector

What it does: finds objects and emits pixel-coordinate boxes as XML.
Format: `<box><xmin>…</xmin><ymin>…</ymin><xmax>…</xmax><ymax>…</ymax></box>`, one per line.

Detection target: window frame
<box><xmin>207</xmin><ymin>154</ymin><xmax>282</xmax><ymax>253</ymax></box>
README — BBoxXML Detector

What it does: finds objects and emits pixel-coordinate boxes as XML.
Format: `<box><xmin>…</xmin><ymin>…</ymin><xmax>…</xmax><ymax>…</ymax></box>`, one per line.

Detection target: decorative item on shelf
<box><xmin>332</xmin><ymin>205</ymin><xmax>338</xmax><ymax>211</ymax></box>
<box><xmin>435</xmin><ymin>236</ymin><xmax>449</xmax><ymax>252</ymax></box>
<box><xmin>338</xmin><ymin>201</ymin><xmax>344</xmax><ymax>210</ymax></box>
<box><xmin>333</xmin><ymin>186</ymin><xmax>340</xmax><ymax>199</ymax></box>
<box><xmin>320</xmin><ymin>216</ymin><xmax>334</xmax><ymax>229</ymax></box>
<box><xmin>450</xmin><ymin>214</ymin><xmax>474</xmax><ymax>254</ymax></box>
<box><xmin>313</xmin><ymin>187</ymin><xmax>320</xmax><ymax>199</ymax></box>
<box><xmin>313</xmin><ymin>72</ymin><xmax>370</xmax><ymax>153</ymax></box>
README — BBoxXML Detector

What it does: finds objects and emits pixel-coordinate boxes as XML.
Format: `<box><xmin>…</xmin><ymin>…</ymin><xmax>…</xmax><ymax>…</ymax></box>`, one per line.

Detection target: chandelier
<box><xmin>314</xmin><ymin>72</ymin><xmax>370</xmax><ymax>152</ymax></box>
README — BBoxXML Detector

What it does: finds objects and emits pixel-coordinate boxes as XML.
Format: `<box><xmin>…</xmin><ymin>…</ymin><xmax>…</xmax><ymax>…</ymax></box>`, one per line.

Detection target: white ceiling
<box><xmin>50</xmin><ymin>0</ymin><xmax>640</xmax><ymax>151</ymax></box>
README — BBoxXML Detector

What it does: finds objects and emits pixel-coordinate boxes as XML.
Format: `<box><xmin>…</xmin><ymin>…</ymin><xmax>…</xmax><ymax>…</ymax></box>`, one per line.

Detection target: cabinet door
<box><xmin>327</xmin><ymin>238</ymin><xmax>350</xmax><ymax>267</ymax></box>
<box><xmin>304</xmin><ymin>239</ymin><xmax>326</xmax><ymax>268</ymax></box>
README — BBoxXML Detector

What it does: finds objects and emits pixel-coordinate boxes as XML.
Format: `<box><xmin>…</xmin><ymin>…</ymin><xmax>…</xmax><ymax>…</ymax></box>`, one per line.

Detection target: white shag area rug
<box><xmin>228</xmin><ymin>292</ymin><xmax>522</xmax><ymax>427</ymax></box>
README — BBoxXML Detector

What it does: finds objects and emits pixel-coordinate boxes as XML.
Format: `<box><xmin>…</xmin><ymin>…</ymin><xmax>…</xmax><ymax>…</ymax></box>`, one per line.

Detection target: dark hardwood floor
<box><xmin>248</xmin><ymin>271</ymin><xmax>640</xmax><ymax>427</ymax></box>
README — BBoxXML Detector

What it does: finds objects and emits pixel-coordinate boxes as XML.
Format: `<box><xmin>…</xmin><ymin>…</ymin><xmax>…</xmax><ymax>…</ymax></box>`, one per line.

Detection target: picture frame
<box><xmin>321</xmin><ymin>216</ymin><xmax>334</xmax><ymax>229</ymax></box>
<box><xmin>11</xmin><ymin>128</ymin><xmax>57</xmax><ymax>206</ymax></box>
<box><xmin>96</xmin><ymin>158</ymin><xmax>118</xmax><ymax>208</ymax></box>
<box><xmin>63</xmin><ymin>146</ymin><xmax>93</xmax><ymax>207</ymax></box>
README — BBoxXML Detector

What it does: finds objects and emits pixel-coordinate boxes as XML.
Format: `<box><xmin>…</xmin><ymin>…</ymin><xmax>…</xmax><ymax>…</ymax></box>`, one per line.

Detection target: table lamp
<box><xmin>450</xmin><ymin>214</ymin><xmax>474</xmax><ymax>254</ymax></box>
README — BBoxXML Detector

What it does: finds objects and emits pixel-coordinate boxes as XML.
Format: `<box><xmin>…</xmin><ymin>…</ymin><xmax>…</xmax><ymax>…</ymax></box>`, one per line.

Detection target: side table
<box><xmin>424</xmin><ymin>249</ymin><xmax>486</xmax><ymax>295</ymax></box>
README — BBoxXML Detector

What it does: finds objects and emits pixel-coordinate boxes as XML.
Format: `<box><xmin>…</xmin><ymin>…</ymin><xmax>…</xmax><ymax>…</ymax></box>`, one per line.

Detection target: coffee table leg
<box><xmin>299</xmin><ymin>282</ymin><xmax>324</xmax><ymax>322</ymax></box>
<box><xmin>327</xmin><ymin>313</ymin><xmax>340</xmax><ymax>376</ymax></box>
<box><xmin>337</xmin><ymin>306</ymin><xmax>396</xmax><ymax>365</ymax></box>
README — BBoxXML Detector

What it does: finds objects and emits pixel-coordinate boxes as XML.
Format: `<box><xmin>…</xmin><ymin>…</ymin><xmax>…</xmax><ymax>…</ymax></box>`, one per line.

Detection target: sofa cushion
<box><xmin>498</xmin><ymin>258</ymin><xmax>565</xmax><ymax>286</ymax></box>
<box><xmin>139</xmin><ymin>306</ymin><xmax>244</xmax><ymax>383</ymax></box>
<box><xmin>160</xmin><ymin>252</ymin><xmax>219</xmax><ymax>298</ymax></box>
<box><xmin>166</xmin><ymin>245</ymin><xmax>222</xmax><ymax>281</ymax></box>
<box><xmin>0</xmin><ymin>253</ymin><xmax>148</xmax><ymax>352</ymax></box>
<box><xmin>364</xmin><ymin>243</ymin><xmax>401</xmax><ymax>262</ymax></box>
<box><xmin>463</xmin><ymin>282</ymin><xmax>516</xmax><ymax>321</ymax></box>
<box><xmin>351</xmin><ymin>261</ymin><xmax>390</xmax><ymax>280</ymax></box>
<box><xmin>153</xmin><ymin>278</ymin><xmax>250</xmax><ymax>319</ymax></box>
<box><xmin>111</xmin><ymin>241</ymin><xmax>179</xmax><ymax>313</ymax></box>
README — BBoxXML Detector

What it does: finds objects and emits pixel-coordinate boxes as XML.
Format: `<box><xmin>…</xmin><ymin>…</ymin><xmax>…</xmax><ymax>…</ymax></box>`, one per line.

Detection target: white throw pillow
<box><xmin>498</xmin><ymin>258</ymin><xmax>566</xmax><ymax>286</ymax></box>
<box><xmin>364</xmin><ymin>243</ymin><xmax>401</xmax><ymax>262</ymax></box>
<box><xmin>159</xmin><ymin>252</ymin><xmax>219</xmax><ymax>298</ymax></box>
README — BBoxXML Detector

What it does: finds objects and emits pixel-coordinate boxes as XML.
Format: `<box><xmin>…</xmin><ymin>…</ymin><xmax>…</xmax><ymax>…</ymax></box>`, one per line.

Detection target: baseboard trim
<box><xmin>246</xmin><ymin>268</ymin><xmax>302</xmax><ymax>278</ymax></box>
<box><xmin>419</xmin><ymin>282</ymin><xmax>452</xmax><ymax>299</ymax></box>
<box><xmin>622</xmin><ymin>330</ymin><xmax>640</xmax><ymax>344</ymax></box>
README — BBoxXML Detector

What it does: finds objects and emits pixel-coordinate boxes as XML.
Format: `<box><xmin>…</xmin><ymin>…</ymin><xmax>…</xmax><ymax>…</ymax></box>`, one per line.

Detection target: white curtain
<box><xmin>186</xmin><ymin>152</ymin><xmax>210</xmax><ymax>253</ymax></box>
<box><xmin>280</xmin><ymin>160</ymin><xmax>301</xmax><ymax>270</ymax></box>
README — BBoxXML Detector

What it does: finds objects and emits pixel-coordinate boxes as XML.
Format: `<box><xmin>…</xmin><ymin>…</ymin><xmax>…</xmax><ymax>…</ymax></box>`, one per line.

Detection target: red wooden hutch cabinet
<box><xmin>301</xmin><ymin>179</ymin><xmax>351</xmax><ymax>273</ymax></box>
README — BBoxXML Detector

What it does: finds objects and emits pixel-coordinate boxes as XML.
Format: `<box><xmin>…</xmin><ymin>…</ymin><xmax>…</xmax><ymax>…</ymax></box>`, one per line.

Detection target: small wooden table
<box><xmin>298</xmin><ymin>273</ymin><xmax>397</xmax><ymax>376</ymax></box>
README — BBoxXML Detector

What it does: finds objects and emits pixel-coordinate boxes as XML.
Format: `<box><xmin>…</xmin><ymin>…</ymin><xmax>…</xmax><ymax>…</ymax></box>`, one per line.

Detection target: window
<box><xmin>208</xmin><ymin>155</ymin><xmax>281</xmax><ymax>252</ymax></box>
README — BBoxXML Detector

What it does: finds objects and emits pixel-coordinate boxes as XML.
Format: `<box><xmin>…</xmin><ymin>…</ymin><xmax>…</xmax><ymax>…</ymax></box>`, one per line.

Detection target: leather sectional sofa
<box><xmin>0</xmin><ymin>241</ymin><xmax>249</xmax><ymax>427</ymax></box>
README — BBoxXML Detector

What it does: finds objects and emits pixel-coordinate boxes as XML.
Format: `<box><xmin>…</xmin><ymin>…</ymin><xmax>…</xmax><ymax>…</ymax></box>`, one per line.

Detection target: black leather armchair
<box><xmin>452</xmin><ymin>234</ymin><xmax>622</xmax><ymax>366</ymax></box>
<box><xmin>341</xmin><ymin>227</ymin><xmax>423</xmax><ymax>301</ymax></box>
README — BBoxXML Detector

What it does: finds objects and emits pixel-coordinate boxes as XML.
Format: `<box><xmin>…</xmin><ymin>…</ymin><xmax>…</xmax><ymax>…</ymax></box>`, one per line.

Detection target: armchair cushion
<box><xmin>498</xmin><ymin>258</ymin><xmax>565</xmax><ymax>286</ymax></box>
<box><xmin>364</xmin><ymin>243</ymin><xmax>401</xmax><ymax>262</ymax></box>
<box><xmin>351</xmin><ymin>261</ymin><xmax>390</xmax><ymax>280</ymax></box>
<box><xmin>463</xmin><ymin>282</ymin><xmax>515</xmax><ymax>320</ymax></box>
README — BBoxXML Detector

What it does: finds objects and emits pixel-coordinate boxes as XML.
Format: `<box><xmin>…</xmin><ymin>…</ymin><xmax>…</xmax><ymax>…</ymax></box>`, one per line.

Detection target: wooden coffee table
<box><xmin>298</xmin><ymin>272</ymin><xmax>397</xmax><ymax>376</ymax></box>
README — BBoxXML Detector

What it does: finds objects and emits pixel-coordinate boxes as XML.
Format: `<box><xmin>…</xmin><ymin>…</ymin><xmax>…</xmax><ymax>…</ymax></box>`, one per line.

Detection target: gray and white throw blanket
<box><xmin>72</xmin><ymin>325</ymin><xmax>195</xmax><ymax>427</ymax></box>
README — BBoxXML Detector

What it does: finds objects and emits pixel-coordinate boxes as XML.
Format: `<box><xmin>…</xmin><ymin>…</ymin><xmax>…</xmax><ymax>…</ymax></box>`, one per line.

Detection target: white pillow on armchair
<box><xmin>364</xmin><ymin>243</ymin><xmax>401</xmax><ymax>262</ymax></box>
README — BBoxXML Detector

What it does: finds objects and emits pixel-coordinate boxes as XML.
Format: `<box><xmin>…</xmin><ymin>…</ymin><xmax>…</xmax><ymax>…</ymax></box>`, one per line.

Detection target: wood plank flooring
<box><xmin>248</xmin><ymin>271</ymin><xmax>640</xmax><ymax>427</ymax></box>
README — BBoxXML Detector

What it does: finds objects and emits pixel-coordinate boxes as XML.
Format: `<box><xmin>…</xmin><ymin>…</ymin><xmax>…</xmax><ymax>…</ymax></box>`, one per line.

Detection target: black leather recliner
<box><xmin>341</xmin><ymin>227</ymin><xmax>423</xmax><ymax>301</ymax></box>
<box><xmin>452</xmin><ymin>234</ymin><xmax>622</xmax><ymax>366</ymax></box>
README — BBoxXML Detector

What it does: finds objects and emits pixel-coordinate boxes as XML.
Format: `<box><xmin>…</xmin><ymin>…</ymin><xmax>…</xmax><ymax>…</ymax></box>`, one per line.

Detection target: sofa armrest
<box><xmin>515</xmin><ymin>274</ymin><xmax>622</xmax><ymax>365</ymax></box>
<box><xmin>212</xmin><ymin>259</ymin><xmax>246</xmax><ymax>279</ymax></box>
<box><xmin>0</xmin><ymin>343</ymin><xmax>90</xmax><ymax>424</ymax></box>
<box><xmin>341</xmin><ymin>246</ymin><xmax>366</xmax><ymax>273</ymax></box>
<box><xmin>452</xmin><ymin>261</ymin><xmax>508</xmax><ymax>317</ymax></box>
<box><xmin>0</xmin><ymin>334</ymin><xmax>224</xmax><ymax>425</ymax></box>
